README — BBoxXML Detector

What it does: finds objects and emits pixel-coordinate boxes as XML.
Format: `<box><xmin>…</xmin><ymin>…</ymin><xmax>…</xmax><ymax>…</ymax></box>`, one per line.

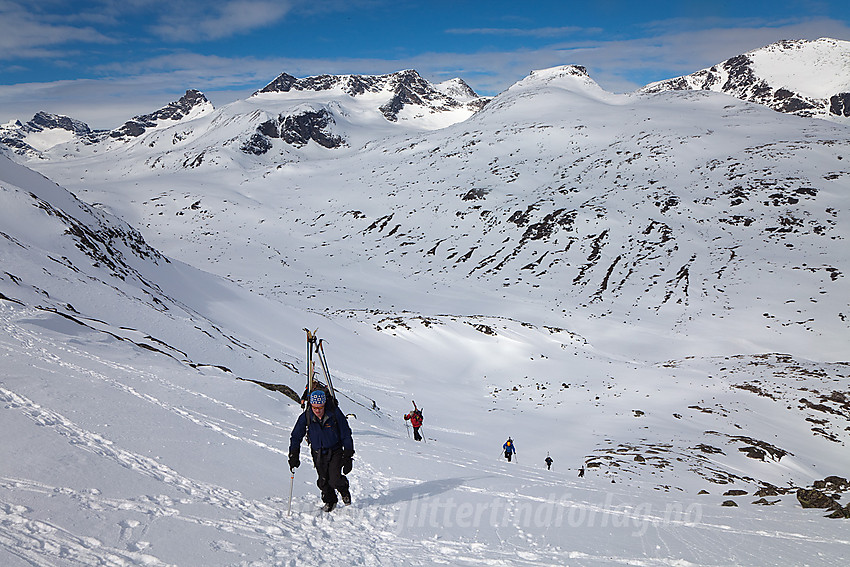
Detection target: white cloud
<box><xmin>0</xmin><ymin>1</ymin><xmax>116</xmax><ymax>58</ymax></box>
<box><xmin>445</xmin><ymin>26</ymin><xmax>601</xmax><ymax>38</ymax></box>
<box><xmin>149</xmin><ymin>0</ymin><xmax>295</xmax><ymax>42</ymax></box>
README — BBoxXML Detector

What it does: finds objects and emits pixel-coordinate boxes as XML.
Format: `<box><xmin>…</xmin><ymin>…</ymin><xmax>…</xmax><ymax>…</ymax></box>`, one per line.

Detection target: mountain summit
<box><xmin>254</xmin><ymin>69</ymin><xmax>488</xmax><ymax>122</ymax></box>
<box><xmin>640</xmin><ymin>37</ymin><xmax>850</xmax><ymax>122</ymax></box>
<box><xmin>109</xmin><ymin>89</ymin><xmax>213</xmax><ymax>140</ymax></box>
<box><xmin>0</xmin><ymin>112</ymin><xmax>93</xmax><ymax>157</ymax></box>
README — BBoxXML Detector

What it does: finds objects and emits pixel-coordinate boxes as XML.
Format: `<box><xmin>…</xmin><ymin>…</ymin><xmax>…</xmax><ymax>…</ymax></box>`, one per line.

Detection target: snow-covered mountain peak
<box><xmin>476</xmin><ymin>64</ymin><xmax>624</xmax><ymax>119</ymax></box>
<box><xmin>748</xmin><ymin>37</ymin><xmax>850</xmax><ymax>99</ymax></box>
<box><xmin>252</xmin><ymin>69</ymin><xmax>488</xmax><ymax>124</ymax></box>
<box><xmin>257</xmin><ymin>69</ymin><xmax>431</xmax><ymax>96</ymax></box>
<box><xmin>516</xmin><ymin>65</ymin><xmax>592</xmax><ymax>87</ymax></box>
<box><xmin>508</xmin><ymin>64</ymin><xmax>619</xmax><ymax>102</ymax></box>
<box><xmin>108</xmin><ymin>89</ymin><xmax>213</xmax><ymax>140</ymax></box>
<box><xmin>27</xmin><ymin>111</ymin><xmax>92</xmax><ymax>137</ymax></box>
<box><xmin>434</xmin><ymin>77</ymin><xmax>479</xmax><ymax>102</ymax></box>
<box><xmin>0</xmin><ymin>111</ymin><xmax>93</xmax><ymax>156</ymax></box>
<box><xmin>640</xmin><ymin>37</ymin><xmax>850</xmax><ymax>122</ymax></box>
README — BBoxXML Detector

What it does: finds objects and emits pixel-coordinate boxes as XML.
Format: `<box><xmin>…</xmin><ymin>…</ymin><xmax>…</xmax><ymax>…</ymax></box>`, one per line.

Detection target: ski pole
<box><xmin>405</xmin><ymin>421</ymin><xmax>411</xmax><ymax>438</ymax></box>
<box><xmin>287</xmin><ymin>469</ymin><xmax>295</xmax><ymax>516</ymax></box>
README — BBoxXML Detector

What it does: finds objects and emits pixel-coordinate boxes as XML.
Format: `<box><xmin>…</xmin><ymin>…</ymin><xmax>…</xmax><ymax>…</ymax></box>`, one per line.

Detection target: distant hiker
<box><xmin>404</xmin><ymin>404</ymin><xmax>424</xmax><ymax>441</ymax></box>
<box><xmin>545</xmin><ymin>455</ymin><xmax>553</xmax><ymax>470</ymax></box>
<box><xmin>289</xmin><ymin>390</ymin><xmax>354</xmax><ymax>512</ymax></box>
<box><xmin>578</xmin><ymin>466</ymin><xmax>585</xmax><ymax>478</ymax></box>
<box><xmin>503</xmin><ymin>438</ymin><xmax>516</xmax><ymax>462</ymax></box>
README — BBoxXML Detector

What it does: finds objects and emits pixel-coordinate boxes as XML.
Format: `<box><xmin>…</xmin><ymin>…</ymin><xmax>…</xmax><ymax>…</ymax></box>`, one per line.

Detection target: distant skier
<box><xmin>503</xmin><ymin>438</ymin><xmax>516</xmax><ymax>462</ymax></box>
<box><xmin>545</xmin><ymin>454</ymin><xmax>553</xmax><ymax>470</ymax></box>
<box><xmin>404</xmin><ymin>403</ymin><xmax>424</xmax><ymax>441</ymax></box>
<box><xmin>578</xmin><ymin>466</ymin><xmax>585</xmax><ymax>478</ymax></box>
<box><xmin>289</xmin><ymin>390</ymin><xmax>354</xmax><ymax>512</ymax></box>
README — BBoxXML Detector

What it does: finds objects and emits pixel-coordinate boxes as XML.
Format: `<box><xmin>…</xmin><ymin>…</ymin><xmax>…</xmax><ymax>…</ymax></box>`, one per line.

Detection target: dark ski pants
<box><xmin>505</xmin><ymin>452</ymin><xmax>512</xmax><ymax>462</ymax></box>
<box><xmin>312</xmin><ymin>447</ymin><xmax>350</xmax><ymax>504</ymax></box>
<box><xmin>413</xmin><ymin>426</ymin><xmax>422</xmax><ymax>441</ymax></box>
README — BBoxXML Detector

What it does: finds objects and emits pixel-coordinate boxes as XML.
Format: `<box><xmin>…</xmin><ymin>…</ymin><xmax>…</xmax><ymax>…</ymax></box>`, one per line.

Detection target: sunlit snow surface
<box><xmin>1</xmin><ymin>63</ymin><xmax>849</xmax><ymax>566</ymax></box>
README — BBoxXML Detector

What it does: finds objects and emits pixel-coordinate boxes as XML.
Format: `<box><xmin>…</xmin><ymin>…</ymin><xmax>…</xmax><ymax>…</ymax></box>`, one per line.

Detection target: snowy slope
<box><xmin>5</xmin><ymin>299</ymin><xmax>848</xmax><ymax>566</ymax></box>
<box><xmin>2</xmin><ymin>175</ymin><xmax>849</xmax><ymax>566</ymax></box>
<box><xmin>1</xmin><ymin>57</ymin><xmax>850</xmax><ymax>566</ymax></box>
<box><xmin>32</xmin><ymin>65</ymin><xmax>850</xmax><ymax>360</ymax></box>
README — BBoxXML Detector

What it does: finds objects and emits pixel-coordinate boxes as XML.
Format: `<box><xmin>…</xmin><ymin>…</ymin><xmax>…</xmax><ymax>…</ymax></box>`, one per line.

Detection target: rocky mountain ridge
<box><xmin>0</xmin><ymin>111</ymin><xmax>96</xmax><ymax>157</ymax></box>
<box><xmin>108</xmin><ymin>88</ymin><xmax>213</xmax><ymax>140</ymax></box>
<box><xmin>255</xmin><ymin>68</ymin><xmax>487</xmax><ymax>120</ymax></box>
<box><xmin>3</xmin><ymin>38</ymin><xmax>849</xmax><ymax>161</ymax></box>
<box><xmin>242</xmin><ymin>69</ymin><xmax>488</xmax><ymax>153</ymax></box>
<box><xmin>640</xmin><ymin>37</ymin><xmax>850</xmax><ymax>122</ymax></box>
<box><xmin>0</xmin><ymin>71</ymin><xmax>487</xmax><ymax>160</ymax></box>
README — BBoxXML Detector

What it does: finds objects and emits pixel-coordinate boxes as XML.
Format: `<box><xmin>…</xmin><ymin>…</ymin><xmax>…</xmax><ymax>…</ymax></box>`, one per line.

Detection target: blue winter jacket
<box><xmin>289</xmin><ymin>404</ymin><xmax>354</xmax><ymax>455</ymax></box>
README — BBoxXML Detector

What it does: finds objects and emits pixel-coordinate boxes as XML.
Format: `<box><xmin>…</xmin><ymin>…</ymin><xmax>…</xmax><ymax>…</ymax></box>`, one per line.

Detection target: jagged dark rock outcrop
<box><xmin>110</xmin><ymin>89</ymin><xmax>211</xmax><ymax>139</ymax></box>
<box><xmin>241</xmin><ymin>133</ymin><xmax>274</xmax><ymax>155</ymax></box>
<box><xmin>0</xmin><ymin>135</ymin><xmax>38</xmax><ymax>156</ymax></box>
<box><xmin>27</xmin><ymin>112</ymin><xmax>92</xmax><ymax>136</ymax></box>
<box><xmin>814</xmin><ymin>476</ymin><xmax>850</xmax><ymax>492</ymax></box>
<box><xmin>29</xmin><ymin>190</ymin><xmax>166</xmax><ymax>281</ymax></box>
<box><xmin>797</xmin><ymin>488</ymin><xmax>842</xmax><ymax>509</ymax></box>
<box><xmin>242</xmin><ymin>108</ymin><xmax>346</xmax><ymax>154</ymax></box>
<box><xmin>830</xmin><ymin>93</ymin><xmax>850</xmax><ymax>117</ymax></box>
<box><xmin>797</xmin><ymin>476</ymin><xmax>850</xmax><ymax>518</ymax></box>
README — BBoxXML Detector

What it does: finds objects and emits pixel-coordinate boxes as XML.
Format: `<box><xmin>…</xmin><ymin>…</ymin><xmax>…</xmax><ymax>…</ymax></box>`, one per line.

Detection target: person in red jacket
<box><xmin>404</xmin><ymin>406</ymin><xmax>424</xmax><ymax>441</ymax></box>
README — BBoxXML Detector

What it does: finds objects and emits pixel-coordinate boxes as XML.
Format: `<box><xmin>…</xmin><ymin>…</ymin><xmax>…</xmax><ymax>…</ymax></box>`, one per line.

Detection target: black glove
<box><xmin>341</xmin><ymin>449</ymin><xmax>354</xmax><ymax>475</ymax></box>
<box><xmin>288</xmin><ymin>452</ymin><xmax>300</xmax><ymax>471</ymax></box>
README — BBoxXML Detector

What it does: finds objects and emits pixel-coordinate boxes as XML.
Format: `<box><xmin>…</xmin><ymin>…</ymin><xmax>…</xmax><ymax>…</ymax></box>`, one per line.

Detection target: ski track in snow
<box><xmin>0</xmin><ymin>317</ymin><xmax>573</xmax><ymax>566</ymax></box>
<box><xmin>0</xmin><ymin>319</ymin><xmax>293</xmax><ymax>453</ymax></box>
<box><xmin>0</xmin><ymin>383</ymin><xmax>412</xmax><ymax>566</ymax></box>
<box><xmin>3</xmin><ymin>305</ymin><xmax>850</xmax><ymax>565</ymax></box>
<box><xmin>0</xmin><ymin>494</ymin><xmax>173</xmax><ymax>567</ymax></box>
<box><xmin>0</xmin><ymin>384</ymin><xmax>579</xmax><ymax>567</ymax></box>
<box><xmin>0</xmin><ymin>319</ymin><xmax>708</xmax><ymax>566</ymax></box>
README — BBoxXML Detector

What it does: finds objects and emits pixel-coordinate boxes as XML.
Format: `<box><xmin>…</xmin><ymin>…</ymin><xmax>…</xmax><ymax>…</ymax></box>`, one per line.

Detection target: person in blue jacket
<box><xmin>289</xmin><ymin>390</ymin><xmax>354</xmax><ymax>512</ymax></box>
<box><xmin>503</xmin><ymin>437</ymin><xmax>516</xmax><ymax>462</ymax></box>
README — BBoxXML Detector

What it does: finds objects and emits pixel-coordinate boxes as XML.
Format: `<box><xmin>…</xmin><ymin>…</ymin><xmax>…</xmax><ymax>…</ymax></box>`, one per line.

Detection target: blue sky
<box><xmin>1</xmin><ymin>0</ymin><xmax>848</xmax><ymax>128</ymax></box>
